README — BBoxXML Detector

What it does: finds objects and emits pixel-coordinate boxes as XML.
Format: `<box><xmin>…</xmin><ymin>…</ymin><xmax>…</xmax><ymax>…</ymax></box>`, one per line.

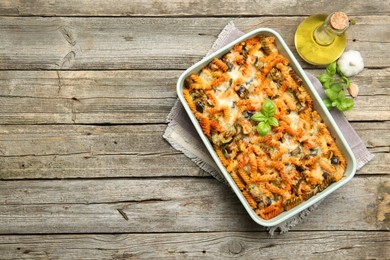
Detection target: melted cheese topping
<box><xmin>183</xmin><ymin>35</ymin><xmax>347</xmax><ymax>220</ymax></box>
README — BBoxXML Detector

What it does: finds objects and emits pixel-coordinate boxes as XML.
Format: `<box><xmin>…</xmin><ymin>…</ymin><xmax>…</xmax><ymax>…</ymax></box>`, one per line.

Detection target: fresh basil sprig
<box><xmin>318</xmin><ymin>61</ymin><xmax>354</xmax><ymax>112</ymax></box>
<box><xmin>251</xmin><ymin>99</ymin><xmax>279</xmax><ymax>136</ymax></box>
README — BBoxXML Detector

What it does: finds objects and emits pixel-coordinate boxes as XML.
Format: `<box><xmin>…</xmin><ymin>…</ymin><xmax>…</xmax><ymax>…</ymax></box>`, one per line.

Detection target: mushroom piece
<box><xmin>242</xmin><ymin>110</ymin><xmax>254</xmax><ymax>120</ymax></box>
<box><xmin>195</xmin><ymin>101</ymin><xmax>204</xmax><ymax>113</ymax></box>
<box><xmin>291</xmin><ymin>147</ymin><xmax>301</xmax><ymax>157</ymax></box>
<box><xmin>236</xmin><ymin>86</ymin><xmax>249</xmax><ymax>99</ymax></box>
<box><xmin>330</xmin><ymin>156</ymin><xmax>339</xmax><ymax>164</ymax></box>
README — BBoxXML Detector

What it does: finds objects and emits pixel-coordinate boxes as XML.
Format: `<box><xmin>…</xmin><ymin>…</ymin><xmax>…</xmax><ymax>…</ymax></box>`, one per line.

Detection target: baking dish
<box><xmin>176</xmin><ymin>28</ymin><xmax>356</xmax><ymax>227</ymax></box>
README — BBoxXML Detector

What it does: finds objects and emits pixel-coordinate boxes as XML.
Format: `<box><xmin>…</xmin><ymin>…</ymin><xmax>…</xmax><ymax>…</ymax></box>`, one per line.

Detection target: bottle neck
<box><xmin>313</xmin><ymin>12</ymin><xmax>350</xmax><ymax>46</ymax></box>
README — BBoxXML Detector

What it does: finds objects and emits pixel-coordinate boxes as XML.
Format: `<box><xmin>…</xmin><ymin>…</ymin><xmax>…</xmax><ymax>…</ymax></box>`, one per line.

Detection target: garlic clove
<box><xmin>348</xmin><ymin>83</ymin><xmax>359</xmax><ymax>98</ymax></box>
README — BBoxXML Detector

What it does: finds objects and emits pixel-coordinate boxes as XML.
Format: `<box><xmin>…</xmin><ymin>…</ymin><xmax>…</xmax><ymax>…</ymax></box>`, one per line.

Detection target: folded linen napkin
<box><xmin>163</xmin><ymin>21</ymin><xmax>374</xmax><ymax>234</ymax></box>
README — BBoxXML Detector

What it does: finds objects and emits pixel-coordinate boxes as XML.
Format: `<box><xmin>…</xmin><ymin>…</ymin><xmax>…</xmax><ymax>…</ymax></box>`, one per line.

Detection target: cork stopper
<box><xmin>330</xmin><ymin>12</ymin><xmax>349</xmax><ymax>30</ymax></box>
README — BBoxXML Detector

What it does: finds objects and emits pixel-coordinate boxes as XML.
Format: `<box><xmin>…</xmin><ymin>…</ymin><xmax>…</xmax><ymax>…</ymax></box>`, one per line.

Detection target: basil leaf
<box><xmin>257</xmin><ymin>122</ymin><xmax>271</xmax><ymax>136</ymax></box>
<box><xmin>318</xmin><ymin>62</ymin><xmax>355</xmax><ymax>112</ymax></box>
<box><xmin>336</xmin><ymin>64</ymin><xmax>346</xmax><ymax>78</ymax></box>
<box><xmin>323</xmin><ymin>80</ymin><xmax>331</xmax><ymax>89</ymax></box>
<box><xmin>330</xmin><ymin>83</ymin><xmax>343</xmax><ymax>93</ymax></box>
<box><xmin>337</xmin><ymin>90</ymin><xmax>346</xmax><ymax>100</ymax></box>
<box><xmin>326</xmin><ymin>61</ymin><xmax>337</xmax><ymax>76</ymax></box>
<box><xmin>342</xmin><ymin>76</ymin><xmax>350</xmax><ymax>88</ymax></box>
<box><xmin>317</xmin><ymin>73</ymin><xmax>333</xmax><ymax>84</ymax></box>
<box><xmin>261</xmin><ymin>98</ymin><xmax>276</xmax><ymax>117</ymax></box>
<box><xmin>332</xmin><ymin>100</ymin><xmax>340</xmax><ymax>107</ymax></box>
<box><xmin>323</xmin><ymin>98</ymin><xmax>333</xmax><ymax>110</ymax></box>
<box><xmin>251</xmin><ymin>112</ymin><xmax>267</xmax><ymax>122</ymax></box>
<box><xmin>337</xmin><ymin>98</ymin><xmax>354</xmax><ymax>111</ymax></box>
<box><xmin>268</xmin><ymin>117</ymin><xmax>279</xmax><ymax>127</ymax></box>
<box><xmin>343</xmin><ymin>98</ymin><xmax>354</xmax><ymax>110</ymax></box>
<box><xmin>325</xmin><ymin>89</ymin><xmax>339</xmax><ymax>101</ymax></box>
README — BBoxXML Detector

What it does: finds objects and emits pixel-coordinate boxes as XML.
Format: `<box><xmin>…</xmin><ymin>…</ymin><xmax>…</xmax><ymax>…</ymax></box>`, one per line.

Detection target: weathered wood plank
<box><xmin>0</xmin><ymin>232</ymin><xmax>388</xmax><ymax>259</ymax></box>
<box><xmin>0</xmin><ymin>123</ymin><xmax>386</xmax><ymax>179</ymax></box>
<box><xmin>351</xmin><ymin>122</ymin><xmax>390</xmax><ymax>148</ymax></box>
<box><xmin>0</xmin><ymin>124</ymin><xmax>207</xmax><ymax>178</ymax></box>
<box><xmin>0</xmin><ymin>16</ymin><xmax>388</xmax><ymax>70</ymax></box>
<box><xmin>0</xmin><ymin>70</ymin><xmax>179</xmax><ymax>99</ymax></box>
<box><xmin>0</xmin><ymin>154</ymin><xmax>207</xmax><ymax>179</ymax></box>
<box><xmin>0</xmin><ymin>0</ymin><xmax>388</xmax><ymax>16</ymax></box>
<box><xmin>0</xmin><ymin>69</ymin><xmax>389</xmax><ymax>124</ymax></box>
<box><xmin>0</xmin><ymin>97</ymin><xmax>175</xmax><ymax>124</ymax></box>
<box><xmin>358</xmin><ymin>152</ymin><xmax>390</xmax><ymax>174</ymax></box>
<box><xmin>344</xmin><ymin>96</ymin><xmax>390</xmax><ymax>121</ymax></box>
<box><xmin>0</xmin><ymin>125</ymin><xmax>171</xmax><ymax>157</ymax></box>
<box><xmin>0</xmin><ymin>177</ymin><xmax>388</xmax><ymax>233</ymax></box>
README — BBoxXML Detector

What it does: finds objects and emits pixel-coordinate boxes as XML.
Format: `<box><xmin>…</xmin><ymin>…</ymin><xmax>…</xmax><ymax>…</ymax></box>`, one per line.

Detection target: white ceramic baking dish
<box><xmin>176</xmin><ymin>28</ymin><xmax>357</xmax><ymax>227</ymax></box>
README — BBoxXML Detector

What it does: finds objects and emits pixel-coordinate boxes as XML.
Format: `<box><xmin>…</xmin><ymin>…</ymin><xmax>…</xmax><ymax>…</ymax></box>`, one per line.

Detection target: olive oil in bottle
<box><xmin>295</xmin><ymin>12</ymin><xmax>352</xmax><ymax>65</ymax></box>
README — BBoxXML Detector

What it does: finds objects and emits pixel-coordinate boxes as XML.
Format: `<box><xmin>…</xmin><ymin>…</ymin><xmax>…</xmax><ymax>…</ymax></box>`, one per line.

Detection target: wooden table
<box><xmin>0</xmin><ymin>1</ymin><xmax>389</xmax><ymax>258</ymax></box>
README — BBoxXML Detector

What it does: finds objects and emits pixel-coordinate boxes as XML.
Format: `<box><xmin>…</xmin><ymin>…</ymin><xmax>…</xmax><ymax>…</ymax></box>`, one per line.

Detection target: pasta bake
<box><xmin>183</xmin><ymin>34</ymin><xmax>347</xmax><ymax>220</ymax></box>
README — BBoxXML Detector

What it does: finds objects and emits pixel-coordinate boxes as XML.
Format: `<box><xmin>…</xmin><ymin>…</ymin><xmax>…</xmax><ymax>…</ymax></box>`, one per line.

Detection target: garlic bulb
<box><xmin>337</xmin><ymin>50</ymin><xmax>364</xmax><ymax>77</ymax></box>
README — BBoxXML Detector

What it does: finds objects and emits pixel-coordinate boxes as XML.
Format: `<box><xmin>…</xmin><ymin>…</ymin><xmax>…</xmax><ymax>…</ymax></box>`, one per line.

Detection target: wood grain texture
<box><xmin>0</xmin><ymin>69</ymin><xmax>389</xmax><ymax>125</ymax></box>
<box><xmin>0</xmin><ymin>153</ymin><xmax>206</xmax><ymax>179</ymax></box>
<box><xmin>0</xmin><ymin>177</ymin><xmax>388</xmax><ymax>233</ymax></box>
<box><xmin>0</xmin><ymin>232</ymin><xmax>388</xmax><ymax>259</ymax></box>
<box><xmin>0</xmin><ymin>16</ymin><xmax>389</xmax><ymax>70</ymax></box>
<box><xmin>0</xmin><ymin>0</ymin><xmax>388</xmax><ymax>16</ymax></box>
<box><xmin>0</xmin><ymin>1</ymin><xmax>388</xmax><ymax>256</ymax></box>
